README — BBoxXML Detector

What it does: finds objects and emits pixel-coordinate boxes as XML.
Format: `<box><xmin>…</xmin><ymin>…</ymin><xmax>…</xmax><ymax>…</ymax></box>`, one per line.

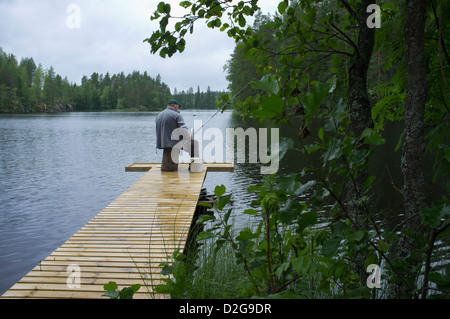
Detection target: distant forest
<box><xmin>0</xmin><ymin>48</ymin><xmax>225</xmax><ymax>113</ymax></box>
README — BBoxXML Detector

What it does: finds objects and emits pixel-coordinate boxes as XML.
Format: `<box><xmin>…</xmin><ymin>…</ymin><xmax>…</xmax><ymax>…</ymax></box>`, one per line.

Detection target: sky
<box><xmin>0</xmin><ymin>0</ymin><xmax>279</xmax><ymax>93</ymax></box>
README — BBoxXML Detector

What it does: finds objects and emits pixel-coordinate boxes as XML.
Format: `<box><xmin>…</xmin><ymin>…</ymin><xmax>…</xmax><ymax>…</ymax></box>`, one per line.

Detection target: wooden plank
<box><xmin>1</xmin><ymin>163</ymin><xmax>230</xmax><ymax>299</ymax></box>
<box><xmin>125</xmin><ymin>162</ymin><xmax>234</xmax><ymax>172</ymax></box>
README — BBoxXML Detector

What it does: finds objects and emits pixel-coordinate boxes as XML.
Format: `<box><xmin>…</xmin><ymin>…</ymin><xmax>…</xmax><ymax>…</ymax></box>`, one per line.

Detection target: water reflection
<box><xmin>0</xmin><ymin>111</ymin><xmax>445</xmax><ymax>295</ymax></box>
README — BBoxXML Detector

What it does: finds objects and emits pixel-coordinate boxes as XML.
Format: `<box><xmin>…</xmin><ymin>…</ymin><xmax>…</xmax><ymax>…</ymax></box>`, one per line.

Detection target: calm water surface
<box><xmin>0</xmin><ymin>111</ymin><xmax>267</xmax><ymax>295</ymax></box>
<box><xmin>0</xmin><ymin>111</ymin><xmax>445</xmax><ymax>295</ymax></box>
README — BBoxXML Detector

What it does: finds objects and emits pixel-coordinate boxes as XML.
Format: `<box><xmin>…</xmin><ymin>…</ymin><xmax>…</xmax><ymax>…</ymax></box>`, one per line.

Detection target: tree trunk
<box><xmin>402</xmin><ymin>0</ymin><xmax>428</xmax><ymax>236</ymax></box>
<box><xmin>345</xmin><ymin>0</ymin><xmax>375</xmax><ymax>284</ymax></box>
<box><xmin>388</xmin><ymin>0</ymin><xmax>428</xmax><ymax>299</ymax></box>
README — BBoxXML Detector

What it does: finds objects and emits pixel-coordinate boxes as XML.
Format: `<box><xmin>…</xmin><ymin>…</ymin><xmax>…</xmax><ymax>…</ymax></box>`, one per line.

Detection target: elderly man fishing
<box><xmin>155</xmin><ymin>100</ymin><xmax>200</xmax><ymax>171</ymax></box>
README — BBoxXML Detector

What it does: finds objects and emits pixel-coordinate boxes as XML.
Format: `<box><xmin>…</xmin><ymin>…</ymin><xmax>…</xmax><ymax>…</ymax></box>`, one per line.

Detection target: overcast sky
<box><xmin>0</xmin><ymin>0</ymin><xmax>279</xmax><ymax>93</ymax></box>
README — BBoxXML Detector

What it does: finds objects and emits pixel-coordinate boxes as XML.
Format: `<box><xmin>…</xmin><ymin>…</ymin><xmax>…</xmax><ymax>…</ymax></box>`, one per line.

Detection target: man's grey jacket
<box><xmin>155</xmin><ymin>107</ymin><xmax>189</xmax><ymax>149</ymax></box>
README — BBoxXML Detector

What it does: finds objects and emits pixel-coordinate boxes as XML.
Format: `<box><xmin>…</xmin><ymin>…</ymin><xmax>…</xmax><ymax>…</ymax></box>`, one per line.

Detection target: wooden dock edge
<box><xmin>125</xmin><ymin>162</ymin><xmax>234</xmax><ymax>172</ymax></box>
<box><xmin>1</xmin><ymin>163</ymin><xmax>233</xmax><ymax>299</ymax></box>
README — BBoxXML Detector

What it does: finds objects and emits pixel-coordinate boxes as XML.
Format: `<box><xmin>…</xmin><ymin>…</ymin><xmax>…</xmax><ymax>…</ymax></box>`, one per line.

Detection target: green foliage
<box><xmin>145</xmin><ymin>0</ymin><xmax>260</xmax><ymax>58</ymax></box>
<box><xmin>155</xmin><ymin>249</ymin><xmax>188</xmax><ymax>299</ymax></box>
<box><xmin>421</xmin><ymin>204</ymin><xmax>449</xmax><ymax>229</ymax></box>
<box><xmin>185</xmin><ymin>69</ymin><xmax>446</xmax><ymax>298</ymax></box>
<box><xmin>0</xmin><ymin>48</ymin><xmax>223</xmax><ymax>113</ymax></box>
<box><xmin>154</xmin><ymin>227</ymin><xmax>249</xmax><ymax>299</ymax></box>
<box><xmin>173</xmin><ymin>86</ymin><xmax>226</xmax><ymax>109</ymax></box>
<box><xmin>428</xmin><ymin>263</ymin><xmax>450</xmax><ymax>298</ymax></box>
<box><xmin>144</xmin><ymin>0</ymin><xmax>449</xmax><ymax>299</ymax></box>
<box><xmin>103</xmin><ymin>281</ymin><xmax>141</xmax><ymax>299</ymax></box>
<box><xmin>194</xmin><ymin>181</ymin><xmax>373</xmax><ymax>298</ymax></box>
<box><xmin>0</xmin><ymin>48</ymin><xmax>172</xmax><ymax>112</ymax></box>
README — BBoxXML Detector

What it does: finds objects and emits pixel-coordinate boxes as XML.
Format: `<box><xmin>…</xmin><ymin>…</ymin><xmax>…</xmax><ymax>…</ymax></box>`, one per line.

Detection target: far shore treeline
<box><xmin>0</xmin><ymin>48</ymin><xmax>225</xmax><ymax>113</ymax></box>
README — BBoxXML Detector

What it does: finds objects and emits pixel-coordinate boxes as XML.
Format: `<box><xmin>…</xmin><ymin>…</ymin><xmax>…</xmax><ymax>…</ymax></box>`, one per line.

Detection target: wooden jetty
<box><xmin>1</xmin><ymin>162</ymin><xmax>233</xmax><ymax>299</ymax></box>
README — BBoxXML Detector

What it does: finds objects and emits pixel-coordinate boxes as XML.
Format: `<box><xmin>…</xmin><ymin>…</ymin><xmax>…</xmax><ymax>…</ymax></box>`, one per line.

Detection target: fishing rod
<box><xmin>192</xmin><ymin>79</ymin><xmax>253</xmax><ymax>137</ymax></box>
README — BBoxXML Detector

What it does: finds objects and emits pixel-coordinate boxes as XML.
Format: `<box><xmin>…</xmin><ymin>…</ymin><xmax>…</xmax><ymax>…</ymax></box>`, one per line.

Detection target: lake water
<box><xmin>0</xmin><ymin>110</ymin><xmax>267</xmax><ymax>295</ymax></box>
<box><xmin>0</xmin><ymin>111</ymin><xmax>444</xmax><ymax>295</ymax></box>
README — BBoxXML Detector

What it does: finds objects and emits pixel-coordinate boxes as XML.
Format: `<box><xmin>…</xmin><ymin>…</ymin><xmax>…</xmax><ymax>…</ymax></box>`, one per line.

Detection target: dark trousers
<box><xmin>161</xmin><ymin>139</ymin><xmax>199</xmax><ymax>171</ymax></box>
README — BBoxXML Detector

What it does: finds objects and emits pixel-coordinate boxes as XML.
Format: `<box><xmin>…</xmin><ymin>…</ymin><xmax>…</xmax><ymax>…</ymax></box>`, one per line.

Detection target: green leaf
<box><xmin>180</xmin><ymin>1</ymin><xmax>191</xmax><ymax>8</ymax></box>
<box><xmin>130</xmin><ymin>284</ymin><xmax>141</xmax><ymax>292</ymax></box>
<box><xmin>429</xmin><ymin>272</ymin><xmax>450</xmax><ymax>289</ymax></box>
<box><xmin>214</xmin><ymin>184</ymin><xmax>226</xmax><ymax>198</ymax></box>
<box><xmin>251</xmin><ymin>75</ymin><xmax>280</xmax><ymax>95</ymax></box>
<box><xmin>251</xmin><ymin>37</ymin><xmax>260</xmax><ymax>48</ymax></box>
<box><xmin>197</xmin><ymin>202</ymin><xmax>213</xmax><ymax>208</ymax></box>
<box><xmin>279</xmin><ymin>137</ymin><xmax>294</xmax><ymax>161</ymax></box>
<box><xmin>292</xmin><ymin>256</ymin><xmax>310</xmax><ymax>274</ymax></box>
<box><xmin>238</xmin><ymin>14</ymin><xmax>246</xmax><ymax>27</ymax></box>
<box><xmin>227</xmin><ymin>27</ymin><xmax>237</xmax><ymax>37</ymax></box>
<box><xmin>349</xmin><ymin>148</ymin><xmax>372</xmax><ymax>170</ymax></box>
<box><xmin>276</xmin><ymin>261</ymin><xmax>291</xmax><ymax>278</ymax></box>
<box><xmin>298</xmin><ymin>211</ymin><xmax>317</xmax><ymax>233</ymax></box>
<box><xmin>236</xmin><ymin>228</ymin><xmax>258</xmax><ymax>241</ymax></box>
<box><xmin>331</xmin><ymin>221</ymin><xmax>347</xmax><ymax>237</ymax></box>
<box><xmin>157</xmin><ymin>2</ymin><xmax>166</xmax><ymax>13</ymax></box>
<box><xmin>164</xmin><ymin>3</ymin><xmax>171</xmax><ymax>14</ymax></box>
<box><xmin>318</xmin><ymin>127</ymin><xmax>324</xmax><ymax>141</ymax></box>
<box><xmin>223</xmin><ymin>208</ymin><xmax>232</xmax><ymax>224</ymax></box>
<box><xmin>103</xmin><ymin>281</ymin><xmax>118</xmax><ymax>291</ymax></box>
<box><xmin>103</xmin><ymin>290</ymin><xmax>119</xmax><ymax>299</ymax></box>
<box><xmin>160</xmin><ymin>16</ymin><xmax>169</xmax><ymax>32</ymax></box>
<box><xmin>361</xmin><ymin>128</ymin><xmax>386</xmax><ymax>146</ymax></box>
<box><xmin>243</xmin><ymin>208</ymin><xmax>258</xmax><ymax>215</ymax></box>
<box><xmin>214</xmin><ymin>239</ymin><xmax>226</xmax><ymax>253</ymax></box>
<box><xmin>119</xmin><ymin>287</ymin><xmax>138</xmax><ymax>299</ymax></box>
<box><xmin>217</xmin><ymin>195</ymin><xmax>230</xmax><ymax>210</ymax></box>
<box><xmin>276</xmin><ymin>173</ymin><xmax>299</xmax><ymax>194</ymax></box>
<box><xmin>223</xmin><ymin>224</ymin><xmax>232</xmax><ymax>237</ymax></box>
<box><xmin>378</xmin><ymin>240</ymin><xmax>390</xmax><ymax>253</ymax></box>
<box><xmin>279</xmin><ymin>199</ymin><xmax>304</xmax><ymax>224</ymax></box>
<box><xmin>161</xmin><ymin>265</ymin><xmax>173</xmax><ymax>276</ymax></box>
<box><xmin>294</xmin><ymin>180</ymin><xmax>316</xmax><ymax>195</ymax></box>
<box><xmin>299</xmin><ymin>77</ymin><xmax>336</xmax><ymax>122</ymax></box>
<box><xmin>323</xmin><ymin>138</ymin><xmax>342</xmax><ymax>163</ymax></box>
<box><xmin>278</xmin><ymin>1</ymin><xmax>288</xmax><ymax>15</ymax></box>
<box><xmin>331</xmin><ymin>262</ymin><xmax>348</xmax><ymax>280</ymax></box>
<box><xmin>322</xmin><ymin>237</ymin><xmax>341</xmax><ymax>257</ymax></box>
<box><xmin>279</xmin><ymin>208</ymin><xmax>298</xmax><ymax>224</ymax></box>
<box><xmin>197</xmin><ymin>231</ymin><xmax>216</xmax><ymax>241</ymax></box>
<box><xmin>254</xmin><ymin>95</ymin><xmax>284</xmax><ymax>119</ymax></box>
<box><xmin>304</xmin><ymin>143</ymin><xmax>321</xmax><ymax>154</ymax></box>
<box><xmin>177</xmin><ymin>39</ymin><xmax>186</xmax><ymax>53</ymax></box>
<box><xmin>420</xmin><ymin>204</ymin><xmax>449</xmax><ymax>228</ymax></box>
<box><xmin>196</xmin><ymin>214</ymin><xmax>216</xmax><ymax>224</ymax></box>
<box><xmin>346</xmin><ymin>230</ymin><xmax>365</xmax><ymax>242</ymax></box>
<box><xmin>247</xmin><ymin>185</ymin><xmax>265</xmax><ymax>193</ymax></box>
